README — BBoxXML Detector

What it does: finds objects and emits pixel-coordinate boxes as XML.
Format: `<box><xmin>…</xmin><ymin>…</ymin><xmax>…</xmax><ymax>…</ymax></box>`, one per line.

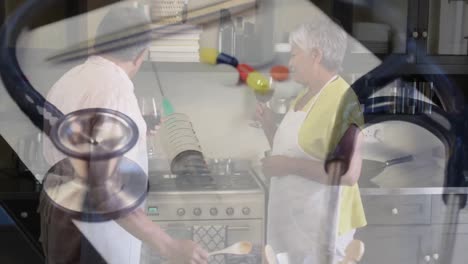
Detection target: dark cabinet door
<box><xmin>333</xmin><ymin>0</ymin><xmax>416</xmax><ymax>56</ymax></box>
<box><xmin>417</xmin><ymin>0</ymin><xmax>468</xmax><ymax>65</ymax></box>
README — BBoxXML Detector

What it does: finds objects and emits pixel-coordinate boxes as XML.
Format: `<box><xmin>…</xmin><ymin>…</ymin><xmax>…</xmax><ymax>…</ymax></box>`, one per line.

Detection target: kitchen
<box><xmin>1</xmin><ymin>0</ymin><xmax>468</xmax><ymax>264</ymax></box>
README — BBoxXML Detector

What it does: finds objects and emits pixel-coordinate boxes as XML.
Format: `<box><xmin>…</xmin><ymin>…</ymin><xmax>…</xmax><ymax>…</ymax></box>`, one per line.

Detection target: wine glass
<box><xmin>140</xmin><ymin>96</ymin><xmax>160</xmax><ymax>131</ymax></box>
<box><xmin>139</xmin><ymin>96</ymin><xmax>160</xmax><ymax>157</ymax></box>
<box><xmin>254</xmin><ymin>89</ymin><xmax>275</xmax><ymax>104</ymax></box>
<box><xmin>250</xmin><ymin>82</ymin><xmax>275</xmax><ymax>128</ymax></box>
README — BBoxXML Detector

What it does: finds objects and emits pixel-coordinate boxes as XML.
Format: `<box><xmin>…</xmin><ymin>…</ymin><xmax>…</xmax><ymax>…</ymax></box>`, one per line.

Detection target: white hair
<box><xmin>289</xmin><ymin>19</ymin><xmax>347</xmax><ymax>71</ymax></box>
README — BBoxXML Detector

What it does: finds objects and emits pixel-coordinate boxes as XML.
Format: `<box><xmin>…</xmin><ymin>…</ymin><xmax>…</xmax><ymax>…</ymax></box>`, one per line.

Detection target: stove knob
<box><xmin>210</xmin><ymin>208</ymin><xmax>218</xmax><ymax>216</ymax></box>
<box><xmin>177</xmin><ymin>208</ymin><xmax>185</xmax><ymax>216</ymax></box>
<box><xmin>242</xmin><ymin>207</ymin><xmax>251</xmax><ymax>215</ymax></box>
<box><xmin>193</xmin><ymin>208</ymin><xmax>202</xmax><ymax>216</ymax></box>
<box><xmin>226</xmin><ymin>207</ymin><xmax>234</xmax><ymax>216</ymax></box>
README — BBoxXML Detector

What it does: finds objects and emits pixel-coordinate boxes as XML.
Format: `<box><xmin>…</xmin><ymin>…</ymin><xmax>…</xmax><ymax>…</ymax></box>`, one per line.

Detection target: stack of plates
<box><xmin>159</xmin><ymin>113</ymin><xmax>203</xmax><ymax>162</ymax></box>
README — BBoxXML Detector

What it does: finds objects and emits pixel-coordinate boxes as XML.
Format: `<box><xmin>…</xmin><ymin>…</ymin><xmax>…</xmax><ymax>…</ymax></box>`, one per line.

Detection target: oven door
<box><xmin>141</xmin><ymin>219</ymin><xmax>264</xmax><ymax>264</ymax></box>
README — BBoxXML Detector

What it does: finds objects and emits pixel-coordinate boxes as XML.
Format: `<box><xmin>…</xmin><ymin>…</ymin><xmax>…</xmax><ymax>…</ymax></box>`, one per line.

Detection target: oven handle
<box><xmin>164</xmin><ymin>223</ymin><xmax>192</xmax><ymax>232</ymax></box>
<box><xmin>162</xmin><ymin>223</ymin><xmax>251</xmax><ymax>232</ymax></box>
<box><xmin>227</xmin><ymin>225</ymin><xmax>250</xmax><ymax>231</ymax></box>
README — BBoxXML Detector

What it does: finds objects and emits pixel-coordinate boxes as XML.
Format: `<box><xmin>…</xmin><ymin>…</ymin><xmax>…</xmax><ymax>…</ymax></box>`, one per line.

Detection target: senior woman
<box><xmin>256</xmin><ymin>19</ymin><xmax>367</xmax><ymax>263</ymax></box>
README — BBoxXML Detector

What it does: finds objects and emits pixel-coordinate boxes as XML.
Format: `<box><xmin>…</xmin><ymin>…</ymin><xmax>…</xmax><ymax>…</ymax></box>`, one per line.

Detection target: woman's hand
<box><xmin>255</xmin><ymin>103</ymin><xmax>276</xmax><ymax>129</ymax></box>
<box><xmin>166</xmin><ymin>239</ymin><xmax>209</xmax><ymax>264</ymax></box>
<box><xmin>255</xmin><ymin>103</ymin><xmax>278</xmax><ymax>147</ymax></box>
<box><xmin>261</xmin><ymin>155</ymin><xmax>295</xmax><ymax>178</ymax></box>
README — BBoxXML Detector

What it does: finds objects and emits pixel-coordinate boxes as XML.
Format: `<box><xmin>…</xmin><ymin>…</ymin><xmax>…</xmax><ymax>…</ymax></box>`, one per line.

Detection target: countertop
<box><xmin>250</xmin><ymin>164</ymin><xmax>468</xmax><ymax>196</ymax></box>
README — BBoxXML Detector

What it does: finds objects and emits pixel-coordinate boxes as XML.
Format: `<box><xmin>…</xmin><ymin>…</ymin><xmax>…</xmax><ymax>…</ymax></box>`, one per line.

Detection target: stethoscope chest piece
<box><xmin>43</xmin><ymin>108</ymin><xmax>147</xmax><ymax>221</ymax></box>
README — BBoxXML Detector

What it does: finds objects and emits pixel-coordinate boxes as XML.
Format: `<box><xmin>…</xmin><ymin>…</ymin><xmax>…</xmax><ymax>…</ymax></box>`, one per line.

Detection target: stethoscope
<box><xmin>353</xmin><ymin>54</ymin><xmax>466</xmax><ymax>264</ymax></box>
<box><xmin>0</xmin><ymin>0</ymin><xmax>146</xmax><ymax>222</ymax></box>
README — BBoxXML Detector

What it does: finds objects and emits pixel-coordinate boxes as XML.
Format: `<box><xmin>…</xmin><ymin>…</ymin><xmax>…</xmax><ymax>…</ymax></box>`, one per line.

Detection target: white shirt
<box><xmin>42</xmin><ymin>56</ymin><xmax>148</xmax><ymax>264</ymax></box>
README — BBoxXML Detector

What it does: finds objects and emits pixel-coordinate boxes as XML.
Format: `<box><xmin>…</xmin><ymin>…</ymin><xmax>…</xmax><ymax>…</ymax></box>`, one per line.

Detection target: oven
<box><xmin>141</xmin><ymin>219</ymin><xmax>263</xmax><ymax>264</ymax></box>
<box><xmin>142</xmin><ymin>161</ymin><xmax>266</xmax><ymax>264</ymax></box>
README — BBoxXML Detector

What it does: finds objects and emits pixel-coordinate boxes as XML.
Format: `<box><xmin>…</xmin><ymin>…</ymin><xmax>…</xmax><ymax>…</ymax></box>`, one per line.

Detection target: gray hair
<box><xmin>289</xmin><ymin>19</ymin><xmax>347</xmax><ymax>71</ymax></box>
<box><xmin>95</xmin><ymin>5</ymin><xmax>151</xmax><ymax>61</ymax></box>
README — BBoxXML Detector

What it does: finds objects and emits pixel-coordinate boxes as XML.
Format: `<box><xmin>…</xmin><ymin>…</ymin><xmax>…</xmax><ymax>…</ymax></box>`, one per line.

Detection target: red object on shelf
<box><xmin>237</xmin><ymin>63</ymin><xmax>255</xmax><ymax>82</ymax></box>
<box><xmin>270</xmin><ymin>65</ymin><xmax>289</xmax><ymax>81</ymax></box>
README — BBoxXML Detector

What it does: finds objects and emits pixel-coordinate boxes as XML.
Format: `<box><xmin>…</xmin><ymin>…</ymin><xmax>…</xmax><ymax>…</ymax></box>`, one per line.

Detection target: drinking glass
<box><xmin>139</xmin><ymin>96</ymin><xmax>160</xmax><ymax>157</ymax></box>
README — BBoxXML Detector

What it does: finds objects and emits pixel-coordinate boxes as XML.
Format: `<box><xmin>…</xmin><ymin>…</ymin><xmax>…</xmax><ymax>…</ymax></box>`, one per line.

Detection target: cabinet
<box><xmin>362</xmin><ymin>195</ymin><xmax>431</xmax><ymax>225</ymax></box>
<box><xmin>422</xmin><ymin>0</ymin><xmax>468</xmax><ymax>64</ymax></box>
<box><xmin>357</xmin><ymin>225</ymin><xmax>428</xmax><ymax>264</ymax></box>
<box><xmin>357</xmin><ymin>194</ymin><xmax>468</xmax><ymax>264</ymax></box>
<box><xmin>430</xmin><ymin>224</ymin><xmax>468</xmax><ymax>264</ymax></box>
<box><xmin>334</xmin><ymin>0</ymin><xmax>468</xmax><ymax>74</ymax></box>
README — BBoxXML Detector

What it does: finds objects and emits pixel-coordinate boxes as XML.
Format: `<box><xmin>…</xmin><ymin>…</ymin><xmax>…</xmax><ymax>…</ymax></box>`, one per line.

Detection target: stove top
<box><xmin>149</xmin><ymin>171</ymin><xmax>262</xmax><ymax>192</ymax></box>
<box><xmin>149</xmin><ymin>159</ymin><xmax>263</xmax><ymax>193</ymax></box>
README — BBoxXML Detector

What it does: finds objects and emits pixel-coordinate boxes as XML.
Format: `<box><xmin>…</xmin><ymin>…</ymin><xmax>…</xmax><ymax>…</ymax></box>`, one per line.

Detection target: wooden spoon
<box><xmin>340</xmin><ymin>240</ymin><xmax>365</xmax><ymax>264</ymax></box>
<box><xmin>264</xmin><ymin>244</ymin><xmax>278</xmax><ymax>264</ymax></box>
<box><xmin>208</xmin><ymin>241</ymin><xmax>252</xmax><ymax>256</ymax></box>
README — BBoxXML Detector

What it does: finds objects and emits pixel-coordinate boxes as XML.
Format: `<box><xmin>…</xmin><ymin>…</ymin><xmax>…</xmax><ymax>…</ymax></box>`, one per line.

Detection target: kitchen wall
<box><xmin>134</xmin><ymin>68</ymin><xmax>271</xmax><ymax>160</ymax></box>
<box><xmin>272</xmin><ymin>0</ymin><xmax>332</xmax><ymax>43</ymax></box>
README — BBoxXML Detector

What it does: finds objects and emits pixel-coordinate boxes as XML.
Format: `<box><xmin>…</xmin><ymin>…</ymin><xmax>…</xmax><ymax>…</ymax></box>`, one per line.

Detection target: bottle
<box><xmin>243</xmin><ymin>22</ymin><xmax>256</xmax><ymax>63</ymax></box>
<box><xmin>218</xmin><ymin>9</ymin><xmax>235</xmax><ymax>55</ymax></box>
<box><xmin>234</xmin><ymin>17</ymin><xmax>245</xmax><ymax>61</ymax></box>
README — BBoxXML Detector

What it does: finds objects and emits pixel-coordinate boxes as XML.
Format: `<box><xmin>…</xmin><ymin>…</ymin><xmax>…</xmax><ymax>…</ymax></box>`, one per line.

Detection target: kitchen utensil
<box><xmin>265</xmin><ymin>244</ymin><xmax>278</xmax><ymax>264</ymax></box>
<box><xmin>340</xmin><ymin>240</ymin><xmax>365</xmax><ymax>264</ymax></box>
<box><xmin>360</xmin><ymin>155</ymin><xmax>414</xmax><ymax>184</ymax></box>
<box><xmin>150</xmin><ymin>61</ymin><xmax>174</xmax><ymax>116</ymax></box>
<box><xmin>208</xmin><ymin>241</ymin><xmax>252</xmax><ymax>256</ymax></box>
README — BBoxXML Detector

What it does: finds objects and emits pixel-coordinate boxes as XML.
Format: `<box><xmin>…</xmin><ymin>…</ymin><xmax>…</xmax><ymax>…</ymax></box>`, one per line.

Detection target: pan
<box><xmin>360</xmin><ymin>155</ymin><xmax>414</xmax><ymax>187</ymax></box>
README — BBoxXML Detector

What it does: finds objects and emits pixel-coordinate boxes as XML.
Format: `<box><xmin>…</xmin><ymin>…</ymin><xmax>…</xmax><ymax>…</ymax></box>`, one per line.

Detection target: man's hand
<box><xmin>166</xmin><ymin>239</ymin><xmax>209</xmax><ymax>264</ymax></box>
<box><xmin>261</xmin><ymin>155</ymin><xmax>294</xmax><ymax>178</ymax></box>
